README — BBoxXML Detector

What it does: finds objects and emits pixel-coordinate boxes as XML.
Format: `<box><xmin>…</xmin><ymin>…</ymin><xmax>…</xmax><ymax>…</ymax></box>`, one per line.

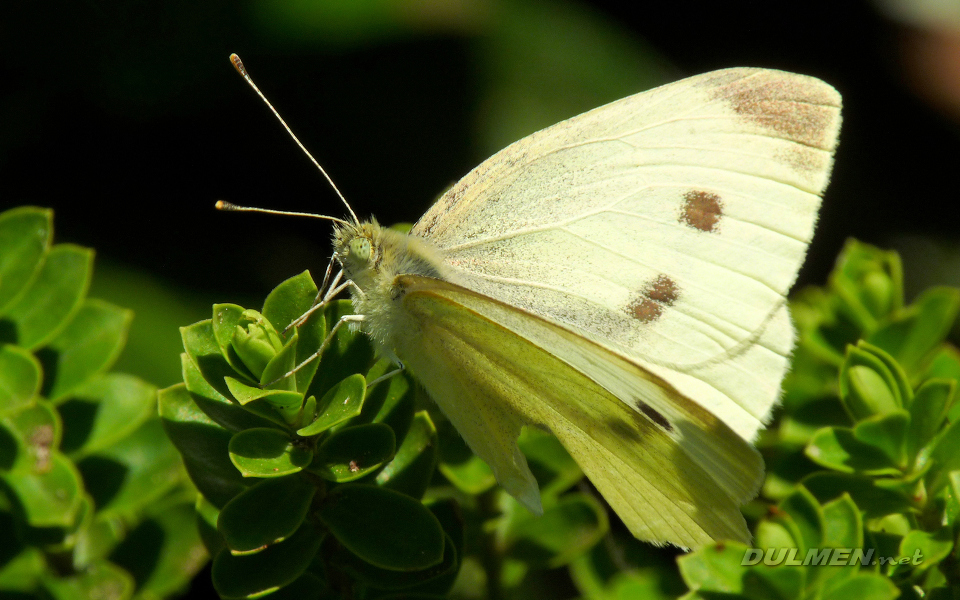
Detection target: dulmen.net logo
<box><xmin>742</xmin><ymin>548</ymin><xmax>925</xmax><ymax>567</ymax></box>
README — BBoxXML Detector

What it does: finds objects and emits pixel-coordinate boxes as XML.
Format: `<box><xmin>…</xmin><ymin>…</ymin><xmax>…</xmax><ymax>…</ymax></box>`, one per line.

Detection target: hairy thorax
<box><xmin>333</xmin><ymin>220</ymin><xmax>448</xmax><ymax>359</ymax></box>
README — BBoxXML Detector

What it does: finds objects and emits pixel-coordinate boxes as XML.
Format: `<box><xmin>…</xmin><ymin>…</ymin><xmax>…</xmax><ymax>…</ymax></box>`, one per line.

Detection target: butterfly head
<box><xmin>333</xmin><ymin>220</ymin><xmax>385</xmax><ymax>282</ymax></box>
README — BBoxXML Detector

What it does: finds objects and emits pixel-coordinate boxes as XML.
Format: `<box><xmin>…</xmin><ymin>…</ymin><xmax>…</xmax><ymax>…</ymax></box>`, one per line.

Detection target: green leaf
<box><xmin>231</xmin><ymin>310</ymin><xmax>284</xmax><ymax>382</ymax></box>
<box><xmin>776</xmin><ymin>486</ymin><xmax>825</xmax><ymax>552</ymax></box>
<box><xmin>755</xmin><ymin>519</ymin><xmax>800</xmax><ymax>554</ymax></box>
<box><xmin>59</xmin><ymin>373</ymin><xmax>157</xmax><ymax>458</ymax></box>
<box><xmin>297</xmin><ymin>373</ymin><xmax>366</xmax><ymax>436</ymax></box>
<box><xmin>351</xmin><ymin>360</ymin><xmax>415</xmax><ymax>443</ymax></box>
<box><xmin>211</xmin><ymin>303</ymin><xmax>254</xmax><ymax>379</ymax></box>
<box><xmin>804</xmin><ymin>472</ymin><xmax>915</xmax><ymax>518</ymax></box>
<box><xmin>926</xmin><ymin>417</ymin><xmax>960</xmax><ymax>494</ymax></box>
<box><xmin>330</xmin><ymin>532</ymin><xmax>458</xmax><ymax>591</ymax></box>
<box><xmin>228</xmin><ymin>428</ymin><xmax>312</xmax><ymax>477</ymax></box>
<box><xmin>821</xmin><ymin>494</ymin><xmax>863</xmax><ymax>549</ymax></box>
<box><xmin>180</xmin><ymin>319</ymin><xmax>238</xmax><ymax>402</ymax></box>
<box><xmin>312</xmin><ymin>422</ymin><xmax>396</xmax><ymax>482</ymax></box>
<box><xmin>158</xmin><ymin>383</ymin><xmax>248</xmax><ymax>508</ymax></box>
<box><xmin>259</xmin><ymin>333</ymin><xmax>299</xmax><ymax>393</ymax></box>
<box><xmin>807</xmin><ymin>426</ymin><xmax>903</xmax><ymax>475</ymax></box>
<box><xmin>41</xmin><ymin>560</ymin><xmax>135</xmax><ymax>600</ymax></box>
<box><xmin>899</xmin><ymin>527</ymin><xmax>953</xmax><ymax>571</ymax></box>
<box><xmin>261</xmin><ymin>270</ymin><xmax>319</xmax><ymax>333</ymax></box>
<box><xmin>505</xmin><ymin>493</ymin><xmax>608</xmax><ymax>568</ymax></box>
<box><xmin>257</xmin><ymin>573</ymin><xmax>326</xmax><ymax>600</ymax></box>
<box><xmin>4</xmin><ymin>451</ymin><xmax>84</xmax><ymax>529</ymax></box>
<box><xmin>41</xmin><ymin>299</ymin><xmax>132</xmax><ymax>401</ymax></box>
<box><xmin>820</xmin><ymin>573</ymin><xmax>900</xmax><ymax>600</ymax></box>
<box><xmin>830</xmin><ymin>240</ymin><xmax>903</xmax><ymax>330</ymax></box>
<box><xmin>0</xmin><ymin>544</ymin><xmax>45</xmax><ymax>593</ymax></box>
<box><xmin>0</xmin><ymin>344</ymin><xmax>41</xmax><ymax>417</ymax></box>
<box><xmin>0</xmin><ymin>206</ymin><xmax>51</xmax><ymax>315</ymax></box>
<box><xmin>868</xmin><ymin>287</ymin><xmax>960</xmax><ymax>376</ymax></box>
<box><xmin>677</xmin><ymin>542</ymin><xmax>751</xmax><ymax>594</ymax></box>
<box><xmin>317</xmin><ymin>484</ymin><xmax>445</xmax><ymax>571</ymax></box>
<box><xmin>857</xmin><ymin>341</ymin><xmax>913</xmax><ymax>407</ymax></box>
<box><xmin>743</xmin><ymin>566</ymin><xmax>805</xmax><ymax>600</ymax></box>
<box><xmin>211</xmin><ymin>523</ymin><xmax>323</xmax><ymax>599</ymax></box>
<box><xmin>1</xmin><ymin>244</ymin><xmax>92</xmax><ymax>349</ymax></box>
<box><xmin>839</xmin><ymin>346</ymin><xmax>901</xmax><ymax>420</ymax></box>
<box><xmin>180</xmin><ymin>354</ymin><xmax>278</xmax><ymax>433</ymax></box>
<box><xmin>218</xmin><ymin>474</ymin><xmax>316</xmax><ymax>553</ymax></box>
<box><xmin>223</xmin><ymin>375</ymin><xmax>304</xmax><ymax>426</ymax></box>
<box><xmin>907</xmin><ymin>379</ymin><xmax>953</xmax><ymax>461</ymax></box>
<box><xmin>2</xmin><ymin>399</ymin><xmax>61</xmax><ymax>472</ymax></box>
<box><xmin>853</xmin><ymin>410</ymin><xmax>910</xmax><ymax>469</ymax></box>
<box><xmin>261</xmin><ymin>270</ymin><xmax>325</xmax><ymax>393</ymax></box>
<box><xmin>375</xmin><ymin>411</ymin><xmax>439</xmax><ymax>499</ymax></box>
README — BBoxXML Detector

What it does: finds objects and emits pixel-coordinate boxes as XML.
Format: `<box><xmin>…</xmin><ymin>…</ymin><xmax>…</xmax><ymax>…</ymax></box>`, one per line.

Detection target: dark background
<box><xmin>3</xmin><ymin>2</ymin><xmax>960</xmax><ymax>597</ymax></box>
<box><xmin>3</xmin><ymin>0</ymin><xmax>959</xmax><ymax>383</ymax></box>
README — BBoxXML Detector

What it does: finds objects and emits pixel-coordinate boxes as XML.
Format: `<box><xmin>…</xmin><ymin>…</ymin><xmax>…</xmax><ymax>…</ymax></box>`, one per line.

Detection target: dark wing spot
<box><xmin>680</xmin><ymin>190</ymin><xmax>723</xmax><ymax>232</ymax></box>
<box><xmin>636</xmin><ymin>400</ymin><xmax>674</xmax><ymax>432</ymax></box>
<box><xmin>626</xmin><ymin>275</ymin><xmax>680</xmax><ymax>323</ymax></box>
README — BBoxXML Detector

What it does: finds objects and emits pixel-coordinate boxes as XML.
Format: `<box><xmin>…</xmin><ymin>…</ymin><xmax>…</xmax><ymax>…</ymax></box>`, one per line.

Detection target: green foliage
<box><xmin>0</xmin><ymin>206</ymin><xmax>204</xmax><ymax>600</ymax></box>
<box><xmin>165</xmin><ymin>238</ymin><xmax>960</xmax><ymax>599</ymax></box>
<box><xmin>674</xmin><ymin>239</ymin><xmax>960</xmax><ymax>600</ymax></box>
<box><xmin>165</xmin><ymin>269</ymin><xmax>610</xmax><ymax>598</ymax></box>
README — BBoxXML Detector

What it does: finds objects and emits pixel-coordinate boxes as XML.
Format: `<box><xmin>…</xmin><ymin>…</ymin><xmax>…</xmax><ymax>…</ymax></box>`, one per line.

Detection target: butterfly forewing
<box><xmin>411</xmin><ymin>68</ymin><xmax>841</xmax><ymax>441</ymax></box>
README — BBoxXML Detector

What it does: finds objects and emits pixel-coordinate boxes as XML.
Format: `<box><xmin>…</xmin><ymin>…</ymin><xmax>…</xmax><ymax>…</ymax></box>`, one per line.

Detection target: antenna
<box><xmin>215</xmin><ymin>201</ymin><xmax>349</xmax><ymax>226</ymax></box>
<box><xmin>229</xmin><ymin>53</ymin><xmax>360</xmax><ymax>225</ymax></box>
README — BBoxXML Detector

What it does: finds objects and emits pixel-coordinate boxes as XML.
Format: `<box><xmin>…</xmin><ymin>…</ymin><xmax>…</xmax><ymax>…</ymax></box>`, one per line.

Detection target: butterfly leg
<box><xmin>365</xmin><ymin>365</ymin><xmax>405</xmax><ymax>390</ymax></box>
<box><xmin>284</xmin><ymin>269</ymin><xmax>363</xmax><ymax>333</ymax></box>
<box><xmin>268</xmin><ymin>313</ymin><xmax>366</xmax><ymax>385</ymax></box>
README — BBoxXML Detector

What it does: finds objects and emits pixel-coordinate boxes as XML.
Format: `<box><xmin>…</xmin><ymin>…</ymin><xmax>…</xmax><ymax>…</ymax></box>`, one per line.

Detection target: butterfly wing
<box><xmin>412</xmin><ymin>68</ymin><xmax>841</xmax><ymax>441</ymax></box>
<box><xmin>394</xmin><ymin>274</ymin><xmax>762</xmax><ymax>548</ymax></box>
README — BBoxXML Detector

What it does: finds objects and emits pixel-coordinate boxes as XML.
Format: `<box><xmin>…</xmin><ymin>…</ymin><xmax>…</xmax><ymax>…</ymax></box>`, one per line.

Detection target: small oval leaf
<box><xmin>228</xmin><ymin>428</ymin><xmax>312</xmax><ymax>477</ymax></box>
<box><xmin>313</xmin><ymin>423</ymin><xmax>395</xmax><ymax>482</ymax></box>
<box><xmin>317</xmin><ymin>484</ymin><xmax>445</xmax><ymax>571</ymax></box>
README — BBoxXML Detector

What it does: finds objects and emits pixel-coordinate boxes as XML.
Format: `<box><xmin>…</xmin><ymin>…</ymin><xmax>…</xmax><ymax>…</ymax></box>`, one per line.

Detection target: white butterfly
<box><xmin>232</xmin><ymin>61</ymin><xmax>842</xmax><ymax>549</ymax></box>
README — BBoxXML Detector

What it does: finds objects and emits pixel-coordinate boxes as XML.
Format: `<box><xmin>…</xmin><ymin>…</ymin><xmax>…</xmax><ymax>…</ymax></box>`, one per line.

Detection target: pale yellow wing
<box><xmin>410</xmin><ymin>68</ymin><xmax>841</xmax><ymax>441</ymax></box>
<box><xmin>394</xmin><ymin>274</ymin><xmax>762</xmax><ymax>549</ymax></box>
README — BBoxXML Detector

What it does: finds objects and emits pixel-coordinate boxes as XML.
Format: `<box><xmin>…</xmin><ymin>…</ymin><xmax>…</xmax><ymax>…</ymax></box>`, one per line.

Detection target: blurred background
<box><xmin>2</xmin><ymin>0</ymin><xmax>960</xmax><ymax>388</ymax></box>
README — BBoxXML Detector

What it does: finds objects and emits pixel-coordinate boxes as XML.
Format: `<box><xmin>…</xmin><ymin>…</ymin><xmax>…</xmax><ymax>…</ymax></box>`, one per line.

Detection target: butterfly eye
<box><xmin>348</xmin><ymin>237</ymin><xmax>373</xmax><ymax>262</ymax></box>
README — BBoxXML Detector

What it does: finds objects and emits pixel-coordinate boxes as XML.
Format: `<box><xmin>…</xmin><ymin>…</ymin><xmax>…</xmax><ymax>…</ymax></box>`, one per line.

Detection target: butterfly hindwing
<box><xmin>396</xmin><ymin>275</ymin><xmax>762</xmax><ymax>549</ymax></box>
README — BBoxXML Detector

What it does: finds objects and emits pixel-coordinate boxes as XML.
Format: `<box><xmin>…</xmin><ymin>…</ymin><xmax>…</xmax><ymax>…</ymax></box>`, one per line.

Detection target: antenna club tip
<box><xmin>215</xmin><ymin>200</ymin><xmax>235</xmax><ymax>211</ymax></box>
<box><xmin>229</xmin><ymin>54</ymin><xmax>247</xmax><ymax>76</ymax></box>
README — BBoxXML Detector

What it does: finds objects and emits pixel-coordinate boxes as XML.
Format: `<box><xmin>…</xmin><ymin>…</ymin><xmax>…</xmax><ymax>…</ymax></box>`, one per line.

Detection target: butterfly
<box><xmin>230</xmin><ymin>59</ymin><xmax>842</xmax><ymax>550</ymax></box>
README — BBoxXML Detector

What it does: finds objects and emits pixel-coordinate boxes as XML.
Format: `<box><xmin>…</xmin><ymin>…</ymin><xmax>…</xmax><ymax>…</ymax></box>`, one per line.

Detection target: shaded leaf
<box><xmin>1</xmin><ymin>245</ymin><xmax>92</xmax><ymax>350</ymax></box>
<box><xmin>317</xmin><ymin>484</ymin><xmax>445</xmax><ymax>571</ymax></box>
<box><xmin>218</xmin><ymin>474</ymin><xmax>316</xmax><ymax>554</ymax></box>
<box><xmin>42</xmin><ymin>299</ymin><xmax>131</xmax><ymax>401</ymax></box>
<box><xmin>158</xmin><ymin>384</ymin><xmax>247</xmax><ymax>508</ymax></box>
<box><xmin>313</xmin><ymin>422</ymin><xmax>395</xmax><ymax>482</ymax></box>
<box><xmin>0</xmin><ymin>344</ymin><xmax>41</xmax><ymax>417</ymax></box>
<box><xmin>0</xmin><ymin>206</ymin><xmax>51</xmax><ymax>314</ymax></box>
<box><xmin>212</xmin><ymin>523</ymin><xmax>323</xmax><ymax>599</ymax></box>
<box><xmin>228</xmin><ymin>428</ymin><xmax>312</xmax><ymax>477</ymax></box>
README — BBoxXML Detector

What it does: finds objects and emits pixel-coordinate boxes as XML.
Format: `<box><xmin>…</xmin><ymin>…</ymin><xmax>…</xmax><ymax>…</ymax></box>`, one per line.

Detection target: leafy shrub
<box><xmin>165</xmin><ymin>239</ymin><xmax>960</xmax><ymax>599</ymax></box>
<box><xmin>0</xmin><ymin>206</ymin><xmax>204</xmax><ymax>600</ymax></box>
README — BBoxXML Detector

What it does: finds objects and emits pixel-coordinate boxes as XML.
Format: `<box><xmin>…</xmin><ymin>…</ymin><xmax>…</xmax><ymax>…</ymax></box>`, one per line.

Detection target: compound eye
<box><xmin>348</xmin><ymin>238</ymin><xmax>372</xmax><ymax>262</ymax></box>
